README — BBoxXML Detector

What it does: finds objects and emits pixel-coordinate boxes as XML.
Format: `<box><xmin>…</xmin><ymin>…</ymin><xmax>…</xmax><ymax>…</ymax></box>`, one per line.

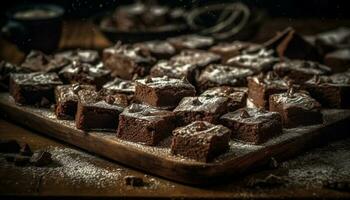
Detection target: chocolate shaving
<box><xmin>240</xmin><ymin>110</ymin><xmax>250</xmax><ymax>118</ymax></box>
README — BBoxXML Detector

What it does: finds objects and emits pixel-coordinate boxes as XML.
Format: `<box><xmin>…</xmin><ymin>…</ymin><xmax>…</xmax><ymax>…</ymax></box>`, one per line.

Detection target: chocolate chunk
<box><xmin>124</xmin><ymin>175</ymin><xmax>144</xmax><ymax>187</ymax></box>
<box><xmin>19</xmin><ymin>143</ymin><xmax>33</xmax><ymax>156</ymax></box>
<box><xmin>30</xmin><ymin>150</ymin><xmax>53</xmax><ymax>167</ymax></box>
<box><xmin>0</xmin><ymin>139</ymin><xmax>21</xmax><ymax>153</ymax></box>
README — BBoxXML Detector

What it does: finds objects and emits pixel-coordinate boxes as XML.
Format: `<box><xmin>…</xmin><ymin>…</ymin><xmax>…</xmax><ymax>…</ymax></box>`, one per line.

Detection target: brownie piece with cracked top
<box><xmin>116</xmin><ymin>104</ymin><xmax>176</xmax><ymax>146</ymax></box>
<box><xmin>171</xmin><ymin>121</ymin><xmax>230</xmax><ymax>162</ymax></box>
<box><xmin>21</xmin><ymin>50</ymin><xmax>69</xmax><ymax>72</ymax></box>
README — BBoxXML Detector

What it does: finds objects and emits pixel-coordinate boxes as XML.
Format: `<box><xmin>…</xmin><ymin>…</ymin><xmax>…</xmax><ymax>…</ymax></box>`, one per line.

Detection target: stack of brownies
<box><xmin>2</xmin><ymin>26</ymin><xmax>350</xmax><ymax>162</ymax></box>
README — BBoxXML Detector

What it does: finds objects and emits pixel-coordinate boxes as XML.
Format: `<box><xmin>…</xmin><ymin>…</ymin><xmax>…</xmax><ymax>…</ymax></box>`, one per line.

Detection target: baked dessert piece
<box><xmin>150</xmin><ymin>60</ymin><xmax>197</xmax><ymax>83</ymax></box>
<box><xmin>21</xmin><ymin>50</ymin><xmax>69</xmax><ymax>72</ymax></box>
<box><xmin>220</xmin><ymin>108</ymin><xmax>283</xmax><ymax>144</ymax></box>
<box><xmin>324</xmin><ymin>49</ymin><xmax>350</xmax><ymax>73</ymax></box>
<box><xmin>174</xmin><ymin>96</ymin><xmax>229</xmax><ymax>125</ymax></box>
<box><xmin>134</xmin><ymin>76</ymin><xmax>196</xmax><ymax>109</ymax></box>
<box><xmin>226</xmin><ymin>48</ymin><xmax>279</xmax><ymax>73</ymax></box>
<box><xmin>100</xmin><ymin>77</ymin><xmax>136</xmax><ymax>106</ymax></box>
<box><xmin>75</xmin><ymin>89</ymin><xmax>124</xmax><ymax>131</ymax></box>
<box><xmin>273</xmin><ymin>60</ymin><xmax>331</xmax><ymax>84</ymax></box>
<box><xmin>58</xmin><ymin>61</ymin><xmax>110</xmax><ymax>89</ymax></box>
<box><xmin>200</xmin><ymin>86</ymin><xmax>247</xmax><ymax>111</ymax></box>
<box><xmin>269</xmin><ymin>88</ymin><xmax>323</xmax><ymax>128</ymax></box>
<box><xmin>54</xmin><ymin>49</ymin><xmax>100</xmax><ymax>64</ymax></box>
<box><xmin>134</xmin><ymin>40</ymin><xmax>176</xmax><ymax>59</ymax></box>
<box><xmin>117</xmin><ymin>104</ymin><xmax>176</xmax><ymax>146</ymax></box>
<box><xmin>314</xmin><ymin>27</ymin><xmax>350</xmax><ymax>55</ymax></box>
<box><xmin>264</xmin><ymin>27</ymin><xmax>320</xmax><ymax>61</ymax></box>
<box><xmin>9</xmin><ymin>72</ymin><xmax>62</xmax><ymax>106</ymax></box>
<box><xmin>170</xmin><ymin>50</ymin><xmax>221</xmax><ymax>69</ymax></box>
<box><xmin>102</xmin><ymin>44</ymin><xmax>156</xmax><ymax>80</ymax></box>
<box><xmin>55</xmin><ymin>84</ymin><xmax>96</xmax><ymax>120</ymax></box>
<box><xmin>171</xmin><ymin>121</ymin><xmax>231</xmax><ymax>162</ymax></box>
<box><xmin>303</xmin><ymin>74</ymin><xmax>350</xmax><ymax>108</ymax></box>
<box><xmin>247</xmin><ymin>72</ymin><xmax>289</xmax><ymax>109</ymax></box>
<box><xmin>167</xmin><ymin>35</ymin><xmax>214</xmax><ymax>51</ymax></box>
<box><xmin>196</xmin><ymin>64</ymin><xmax>253</xmax><ymax>92</ymax></box>
<box><xmin>209</xmin><ymin>41</ymin><xmax>262</xmax><ymax>63</ymax></box>
<box><xmin>0</xmin><ymin>61</ymin><xmax>31</xmax><ymax>90</ymax></box>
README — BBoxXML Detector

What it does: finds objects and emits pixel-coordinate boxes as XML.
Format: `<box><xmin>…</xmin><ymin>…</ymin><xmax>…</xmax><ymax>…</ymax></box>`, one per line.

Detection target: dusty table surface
<box><xmin>0</xmin><ymin>118</ymin><xmax>349</xmax><ymax>199</ymax></box>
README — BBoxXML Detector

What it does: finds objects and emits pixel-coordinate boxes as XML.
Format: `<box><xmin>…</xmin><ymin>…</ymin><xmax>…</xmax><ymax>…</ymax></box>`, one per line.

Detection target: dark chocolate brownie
<box><xmin>134</xmin><ymin>76</ymin><xmax>196</xmax><ymax>109</ymax></box>
<box><xmin>9</xmin><ymin>72</ymin><xmax>62</xmax><ymax>106</ymax></box>
<box><xmin>75</xmin><ymin>89</ymin><xmax>124</xmax><ymax>131</ymax></box>
<box><xmin>324</xmin><ymin>49</ymin><xmax>350</xmax><ymax>73</ymax></box>
<box><xmin>196</xmin><ymin>64</ymin><xmax>253</xmax><ymax>92</ymax></box>
<box><xmin>247</xmin><ymin>72</ymin><xmax>289</xmax><ymax>109</ymax></box>
<box><xmin>116</xmin><ymin>104</ymin><xmax>176</xmax><ymax>146</ymax></box>
<box><xmin>174</xmin><ymin>96</ymin><xmax>229</xmax><ymax>125</ymax></box>
<box><xmin>210</xmin><ymin>41</ymin><xmax>262</xmax><ymax>63</ymax></box>
<box><xmin>54</xmin><ymin>49</ymin><xmax>100</xmax><ymax>64</ymax></box>
<box><xmin>264</xmin><ymin>27</ymin><xmax>320</xmax><ymax>61</ymax></box>
<box><xmin>102</xmin><ymin>44</ymin><xmax>156</xmax><ymax>80</ymax></box>
<box><xmin>134</xmin><ymin>40</ymin><xmax>176</xmax><ymax>59</ymax></box>
<box><xmin>220</xmin><ymin>108</ymin><xmax>283</xmax><ymax>144</ymax></box>
<box><xmin>55</xmin><ymin>84</ymin><xmax>96</xmax><ymax>120</ymax></box>
<box><xmin>170</xmin><ymin>50</ymin><xmax>221</xmax><ymax>69</ymax></box>
<box><xmin>200</xmin><ymin>86</ymin><xmax>247</xmax><ymax>111</ymax></box>
<box><xmin>303</xmin><ymin>74</ymin><xmax>350</xmax><ymax>108</ymax></box>
<box><xmin>167</xmin><ymin>35</ymin><xmax>214</xmax><ymax>51</ymax></box>
<box><xmin>171</xmin><ymin>121</ymin><xmax>231</xmax><ymax>162</ymax></box>
<box><xmin>314</xmin><ymin>27</ymin><xmax>350</xmax><ymax>55</ymax></box>
<box><xmin>58</xmin><ymin>61</ymin><xmax>110</xmax><ymax>89</ymax></box>
<box><xmin>21</xmin><ymin>50</ymin><xmax>69</xmax><ymax>72</ymax></box>
<box><xmin>226</xmin><ymin>48</ymin><xmax>279</xmax><ymax>73</ymax></box>
<box><xmin>273</xmin><ymin>60</ymin><xmax>331</xmax><ymax>84</ymax></box>
<box><xmin>150</xmin><ymin>60</ymin><xmax>197</xmax><ymax>83</ymax></box>
<box><xmin>269</xmin><ymin>89</ymin><xmax>323</xmax><ymax>128</ymax></box>
<box><xmin>0</xmin><ymin>61</ymin><xmax>31</xmax><ymax>90</ymax></box>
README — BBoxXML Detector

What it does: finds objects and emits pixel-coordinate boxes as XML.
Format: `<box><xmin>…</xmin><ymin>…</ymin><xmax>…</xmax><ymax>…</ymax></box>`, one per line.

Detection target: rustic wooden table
<box><xmin>1</xmin><ymin>18</ymin><xmax>350</xmax><ymax>199</ymax></box>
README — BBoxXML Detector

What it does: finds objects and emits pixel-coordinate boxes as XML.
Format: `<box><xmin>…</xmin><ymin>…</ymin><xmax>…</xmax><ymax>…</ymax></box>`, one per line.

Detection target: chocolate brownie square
<box><xmin>21</xmin><ymin>50</ymin><xmax>69</xmax><ymax>72</ymax></box>
<box><xmin>150</xmin><ymin>60</ymin><xmax>197</xmax><ymax>83</ymax></box>
<box><xmin>134</xmin><ymin>40</ymin><xmax>176</xmax><ymax>59</ymax></box>
<box><xmin>0</xmin><ymin>61</ymin><xmax>31</xmax><ymax>90</ymax></box>
<box><xmin>264</xmin><ymin>27</ymin><xmax>320</xmax><ymax>61</ymax></box>
<box><xmin>167</xmin><ymin>35</ymin><xmax>214</xmax><ymax>51</ymax></box>
<box><xmin>273</xmin><ymin>60</ymin><xmax>331</xmax><ymax>84</ymax></box>
<box><xmin>226</xmin><ymin>48</ymin><xmax>279</xmax><ymax>73</ymax></box>
<box><xmin>200</xmin><ymin>86</ymin><xmax>247</xmax><ymax>111</ymax></box>
<box><xmin>170</xmin><ymin>50</ymin><xmax>221</xmax><ymax>69</ymax></box>
<box><xmin>9</xmin><ymin>72</ymin><xmax>62</xmax><ymax>106</ymax></box>
<box><xmin>75</xmin><ymin>89</ymin><xmax>124</xmax><ymax>131</ymax></box>
<box><xmin>220</xmin><ymin>108</ymin><xmax>283</xmax><ymax>144</ymax></box>
<box><xmin>196</xmin><ymin>64</ymin><xmax>253</xmax><ymax>92</ymax></box>
<box><xmin>209</xmin><ymin>41</ymin><xmax>262</xmax><ymax>63</ymax></box>
<box><xmin>324</xmin><ymin>49</ymin><xmax>350</xmax><ymax>73</ymax></box>
<box><xmin>102</xmin><ymin>44</ymin><xmax>156</xmax><ymax>79</ymax></box>
<box><xmin>269</xmin><ymin>89</ymin><xmax>323</xmax><ymax>128</ymax></box>
<box><xmin>303</xmin><ymin>74</ymin><xmax>350</xmax><ymax>108</ymax></box>
<box><xmin>55</xmin><ymin>84</ymin><xmax>96</xmax><ymax>120</ymax></box>
<box><xmin>117</xmin><ymin>104</ymin><xmax>176</xmax><ymax>146</ymax></box>
<box><xmin>171</xmin><ymin>121</ymin><xmax>231</xmax><ymax>162</ymax></box>
<box><xmin>314</xmin><ymin>27</ymin><xmax>350</xmax><ymax>55</ymax></box>
<box><xmin>58</xmin><ymin>61</ymin><xmax>110</xmax><ymax>89</ymax></box>
<box><xmin>174</xmin><ymin>96</ymin><xmax>229</xmax><ymax>125</ymax></box>
<box><xmin>54</xmin><ymin>49</ymin><xmax>100</xmax><ymax>64</ymax></box>
<box><xmin>134</xmin><ymin>76</ymin><xmax>196</xmax><ymax>109</ymax></box>
<box><xmin>247</xmin><ymin>72</ymin><xmax>289</xmax><ymax>109</ymax></box>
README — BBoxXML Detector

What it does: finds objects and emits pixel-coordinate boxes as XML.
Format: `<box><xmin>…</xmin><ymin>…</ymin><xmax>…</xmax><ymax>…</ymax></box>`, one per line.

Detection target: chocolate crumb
<box><xmin>30</xmin><ymin>150</ymin><xmax>53</xmax><ymax>167</ymax></box>
<box><xmin>124</xmin><ymin>175</ymin><xmax>144</xmax><ymax>187</ymax></box>
<box><xmin>19</xmin><ymin>143</ymin><xmax>33</xmax><ymax>156</ymax></box>
<box><xmin>240</xmin><ymin>110</ymin><xmax>250</xmax><ymax>118</ymax></box>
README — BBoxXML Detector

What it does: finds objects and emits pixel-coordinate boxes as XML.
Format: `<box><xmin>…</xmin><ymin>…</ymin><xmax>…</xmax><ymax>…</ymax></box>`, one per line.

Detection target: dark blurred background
<box><xmin>1</xmin><ymin>0</ymin><xmax>350</xmax><ymax>19</ymax></box>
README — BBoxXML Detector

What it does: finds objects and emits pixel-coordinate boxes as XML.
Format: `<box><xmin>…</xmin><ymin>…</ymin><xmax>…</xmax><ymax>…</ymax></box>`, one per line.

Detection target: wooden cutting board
<box><xmin>1</xmin><ymin>93</ymin><xmax>349</xmax><ymax>185</ymax></box>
